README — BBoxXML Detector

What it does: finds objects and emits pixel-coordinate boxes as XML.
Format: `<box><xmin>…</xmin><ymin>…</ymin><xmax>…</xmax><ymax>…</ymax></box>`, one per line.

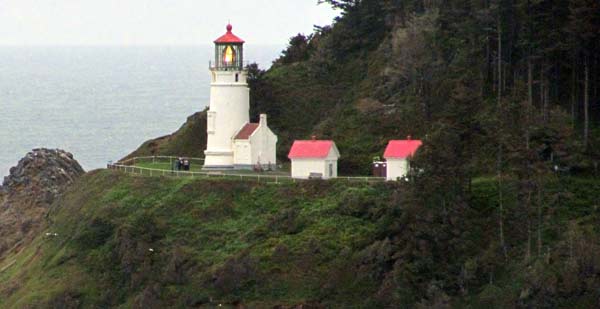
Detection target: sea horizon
<box><xmin>0</xmin><ymin>45</ymin><xmax>284</xmax><ymax>177</ymax></box>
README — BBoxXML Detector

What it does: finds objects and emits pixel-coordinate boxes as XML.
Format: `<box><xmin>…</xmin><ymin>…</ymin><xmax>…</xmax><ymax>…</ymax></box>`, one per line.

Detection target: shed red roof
<box><xmin>383</xmin><ymin>140</ymin><xmax>422</xmax><ymax>159</ymax></box>
<box><xmin>288</xmin><ymin>140</ymin><xmax>336</xmax><ymax>159</ymax></box>
<box><xmin>214</xmin><ymin>24</ymin><xmax>245</xmax><ymax>44</ymax></box>
<box><xmin>234</xmin><ymin>123</ymin><xmax>259</xmax><ymax>140</ymax></box>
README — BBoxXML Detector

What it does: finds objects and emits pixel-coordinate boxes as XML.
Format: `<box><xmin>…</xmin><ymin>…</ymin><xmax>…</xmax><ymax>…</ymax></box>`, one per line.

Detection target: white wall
<box><xmin>291</xmin><ymin>158</ymin><xmax>325</xmax><ymax>179</ymax></box>
<box><xmin>233</xmin><ymin>139</ymin><xmax>252</xmax><ymax>165</ymax></box>
<box><xmin>204</xmin><ymin>69</ymin><xmax>249</xmax><ymax>168</ymax></box>
<box><xmin>324</xmin><ymin>147</ymin><xmax>338</xmax><ymax>178</ymax></box>
<box><xmin>386</xmin><ymin>158</ymin><xmax>408</xmax><ymax>181</ymax></box>
<box><xmin>291</xmin><ymin>148</ymin><xmax>338</xmax><ymax>179</ymax></box>
<box><xmin>249</xmin><ymin>125</ymin><xmax>277</xmax><ymax>167</ymax></box>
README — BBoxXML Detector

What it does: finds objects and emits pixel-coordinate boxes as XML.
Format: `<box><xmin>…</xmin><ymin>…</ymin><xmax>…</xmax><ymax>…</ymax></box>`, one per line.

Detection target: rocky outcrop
<box><xmin>0</xmin><ymin>148</ymin><xmax>84</xmax><ymax>257</ymax></box>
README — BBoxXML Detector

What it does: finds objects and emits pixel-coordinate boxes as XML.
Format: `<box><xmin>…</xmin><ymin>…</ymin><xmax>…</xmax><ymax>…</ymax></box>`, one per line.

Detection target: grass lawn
<box><xmin>132</xmin><ymin>160</ymin><xmax>291</xmax><ymax>176</ymax></box>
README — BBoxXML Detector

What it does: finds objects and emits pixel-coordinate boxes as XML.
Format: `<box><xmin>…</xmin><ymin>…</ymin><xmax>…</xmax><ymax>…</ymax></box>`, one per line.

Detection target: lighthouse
<box><xmin>204</xmin><ymin>24</ymin><xmax>278</xmax><ymax>170</ymax></box>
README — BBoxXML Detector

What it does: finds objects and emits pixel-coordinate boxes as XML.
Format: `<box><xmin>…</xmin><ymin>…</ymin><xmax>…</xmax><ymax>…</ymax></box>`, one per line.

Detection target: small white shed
<box><xmin>288</xmin><ymin>139</ymin><xmax>340</xmax><ymax>179</ymax></box>
<box><xmin>383</xmin><ymin>139</ymin><xmax>422</xmax><ymax>181</ymax></box>
<box><xmin>232</xmin><ymin>114</ymin><xmax>278</xmax><ymax>169</ymax></box>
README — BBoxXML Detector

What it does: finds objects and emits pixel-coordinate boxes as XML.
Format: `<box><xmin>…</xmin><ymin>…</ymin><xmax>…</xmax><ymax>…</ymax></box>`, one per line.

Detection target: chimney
<box><xmin>259</xmin><ymin>114</ymin><xmax>267</xmax><ymax>126</ymax></box>
<box><xmin>407</xmin><ymin>135</ymin><xmax>412</xmax><ymax>140</ymax></box>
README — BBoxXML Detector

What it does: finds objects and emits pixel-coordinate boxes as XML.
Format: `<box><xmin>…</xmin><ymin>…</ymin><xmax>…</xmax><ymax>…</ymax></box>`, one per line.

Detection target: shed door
<box><xmin>328</xmin><ymin>163</ymin><xmax>333</xmax><ymax>177</ymax></box>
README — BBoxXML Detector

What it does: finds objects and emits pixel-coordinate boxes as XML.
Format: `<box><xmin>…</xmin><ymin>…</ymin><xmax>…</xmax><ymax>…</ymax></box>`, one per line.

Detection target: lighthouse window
<box><xmin>223</xmin><ymin>45</ymin><xmax>235</xmax><ymax>65</ymax></box>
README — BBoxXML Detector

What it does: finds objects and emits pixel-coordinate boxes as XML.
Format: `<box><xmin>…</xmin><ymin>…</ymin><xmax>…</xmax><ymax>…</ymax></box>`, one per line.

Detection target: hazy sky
<box><xmin>0</xmin><ymin>0</ymin><xmax>339</xmax><ymax>46</ymax></box>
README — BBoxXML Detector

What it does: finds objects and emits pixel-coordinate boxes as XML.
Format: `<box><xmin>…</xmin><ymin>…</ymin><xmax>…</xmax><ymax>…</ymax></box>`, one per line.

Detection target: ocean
<box><xmin>0</xmin><ymin>45</ymin><xmax>282</xmax><ymax>177</ymax></box>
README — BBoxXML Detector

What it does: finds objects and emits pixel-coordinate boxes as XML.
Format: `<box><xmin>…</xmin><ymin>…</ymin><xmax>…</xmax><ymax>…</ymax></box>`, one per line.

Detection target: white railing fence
<box><xmin>118</xmin><ymin>155</ymin><xmax>205</xmax><ymax>167</ymax></box>
<box><xmin>108</xmin><ymin>156</ymin><xmax>386</xmax><ymax>183</ymax></box>
<box><xmin>108</xmin><ymin>163</ymin><xmax>296</xmax><ymax>184</ymax></box>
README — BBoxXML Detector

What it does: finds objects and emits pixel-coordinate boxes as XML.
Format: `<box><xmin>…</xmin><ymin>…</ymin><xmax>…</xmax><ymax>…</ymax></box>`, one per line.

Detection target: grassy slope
<box><xmin>0</xmin><ymin>170</ymin><xmax>397</xmax><ymax>307</ymax></box>
<box><xmin>1</xmin><ymin>169</ymin><xmax>599</xmax><ymax>307</ymax></box>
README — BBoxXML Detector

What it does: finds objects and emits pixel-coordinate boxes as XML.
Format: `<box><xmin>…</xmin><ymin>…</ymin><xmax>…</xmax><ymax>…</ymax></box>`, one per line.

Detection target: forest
<box><xmin>250</xmin><ymin>0</ymin><xmax>600</xmax><ymax>175</ymax></box>
<box><xmin>246</xmin><ymin>1</ymin><xmax>600</xmax><ymax>304</ymax></box>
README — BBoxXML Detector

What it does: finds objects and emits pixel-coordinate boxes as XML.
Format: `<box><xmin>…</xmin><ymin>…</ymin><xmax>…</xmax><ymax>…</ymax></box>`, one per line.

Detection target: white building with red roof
<box><xmin>204</xmin><ymin>24</ymin><xmax>277</xmax><ymax>170</ymax></box>
<box><xmin>232</xmin><ymin>114</ymin><xmax>277</xmax><ymax>169</ymax></box>
<box><xmin>288</xmin><ymin>139</ymin><xmax>340</xmax><ymax>179</ymax></box>
<box><xmin>383</xmin><ymin>138</ymin><xmax>422</xmax><ymax>180</ymax></box>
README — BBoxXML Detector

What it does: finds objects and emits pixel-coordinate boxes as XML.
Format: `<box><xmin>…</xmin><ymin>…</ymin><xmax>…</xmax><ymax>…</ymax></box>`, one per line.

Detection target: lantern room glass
<box><xmin>214</xmin><ymin>43</ymin><xmax>243</xmax><ymax>70</ymax></box>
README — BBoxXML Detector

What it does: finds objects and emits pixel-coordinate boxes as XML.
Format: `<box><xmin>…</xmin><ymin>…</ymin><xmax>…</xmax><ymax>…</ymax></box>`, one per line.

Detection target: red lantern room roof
<box><xmin>214</xmin><ymin>24</ymin><xmax>245</xmax><ymax>44</ymax></box>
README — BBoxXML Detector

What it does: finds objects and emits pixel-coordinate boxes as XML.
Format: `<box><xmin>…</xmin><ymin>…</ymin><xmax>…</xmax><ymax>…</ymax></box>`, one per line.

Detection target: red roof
<box><xmin>234</xmin><ymin>123</ymin><xmax>259</xmax><ymax>140</ymax></box>
<box><xmin>214</xmin><ymin>24</ymin><xmax>245</xmax><ymax>44</ymax></box>
<box><xmin>288</xmin><ymin>140</ymin><xmax>336</xmax><ymax>159</ymax></box>
<box><xmin>383</xmin><ymin>140</ymin><xmax>422</xmax><ymax>159</ymax></box>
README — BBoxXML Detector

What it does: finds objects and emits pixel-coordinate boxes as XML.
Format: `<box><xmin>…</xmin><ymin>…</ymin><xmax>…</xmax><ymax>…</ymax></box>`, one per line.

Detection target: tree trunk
<box><xmin>486</xmin><ymin>27</ymin><xmax>492</xmax><ymax>92</ymax></box>
<box><xmin>498</xmin><ymin>175</ymin><xmax>508</xmax><ymax>260</ymax></box>
<box><xmin>537</xmin><ymin>182</ymin><xmax>543</xmax><ymax>256</ymax></box>
<box><xmin>584</xmin><ymin>57</ymin><xmax>589</xmax><ymax>149</ymax></box>
<box><xmin>496</xmin><ymin>18</ymin><xmax>507</xmax><ymax>261</ymax></box>
<box><xmin>497</xmin><ymin>19</ymin><xmax>502</xmax><ymax>106</ymax></box>
<box><xmin>571</xmin><ymin>57</ymin><xmax>577</xmax><ymax>128</ymax></box>
<box><xmin>541</xmin><ymin>61</ymin><xmax>547</xmax><ymax>121</ymax></box>
<box><xmin>526</xmin><ymin>220</ymin><xmax>532</xmax><ymax>261</ymax></box>
<box><xmin>545</xmin><ymin>74</ymin><xmax>550</xmax><ymax>121</ymax></box>
<box><xmin>525</xmin><ymin>190</ymin><xmax>532</xmax><ymax>262</ymax></box>
<box><xmin>527</xmin><ymin>58</ymin><xmax>533</xmax><ymax>150</ymax></box>
<box><xmin>525</xmin><ymin>0</ymin><xmax>532</xmax><ymax>150</ymax></box>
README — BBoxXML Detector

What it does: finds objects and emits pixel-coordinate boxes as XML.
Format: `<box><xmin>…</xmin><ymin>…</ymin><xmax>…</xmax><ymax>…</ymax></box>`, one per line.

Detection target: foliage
<box><xmin>247</xmin><ymin>0</ymin><xmax>600</xmax><ymax>176</ymax></box>
<box><xmin>0</xmin><ymin>170</ymin><xmax>599</xmax><ymax>307</ymax></box>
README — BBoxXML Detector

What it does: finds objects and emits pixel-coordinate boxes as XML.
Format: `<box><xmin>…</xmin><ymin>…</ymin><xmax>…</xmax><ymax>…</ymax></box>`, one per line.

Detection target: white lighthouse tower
<box><xmin>204</xmin><ymin>24</ymin><xmax>250</xmax><ymax>169</ymax></box>
<box><xmin>204</xmin><ymin>24</ymin><xmax>278</xmax><ymax>170</ymax></box>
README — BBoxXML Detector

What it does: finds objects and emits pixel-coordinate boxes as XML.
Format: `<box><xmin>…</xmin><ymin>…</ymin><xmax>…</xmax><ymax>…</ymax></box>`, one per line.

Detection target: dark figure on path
<box><xmin>183</xmin><ymin>159</ymin><xmax>190</xmax><ymax>171</ymax></box>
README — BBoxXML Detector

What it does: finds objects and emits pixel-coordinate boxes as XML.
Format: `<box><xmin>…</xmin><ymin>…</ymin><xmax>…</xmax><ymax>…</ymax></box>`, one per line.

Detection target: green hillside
<box><xmin>1</xmin><ymin>170</ymin><xmax>599</xmax><ymax>307</ymax></box>
<box><xmin>2</xmin><ymin>0</ymin><xmax>600</xmax><ymax>307</ymax></box>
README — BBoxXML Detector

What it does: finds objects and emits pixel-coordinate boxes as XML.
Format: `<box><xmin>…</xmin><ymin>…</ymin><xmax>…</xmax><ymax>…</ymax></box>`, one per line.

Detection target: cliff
<box><xmin>0</xmin><ymin>149</ymin><xmax>84</xmax><ymax>258</ymax></box>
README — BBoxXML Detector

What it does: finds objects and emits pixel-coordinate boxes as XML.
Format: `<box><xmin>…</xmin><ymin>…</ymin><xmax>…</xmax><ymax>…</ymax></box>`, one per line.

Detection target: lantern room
<box><xmin>212</xmin><ymin>24</ymin><xmax>245</xmax><ymax>71</ymax></box>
